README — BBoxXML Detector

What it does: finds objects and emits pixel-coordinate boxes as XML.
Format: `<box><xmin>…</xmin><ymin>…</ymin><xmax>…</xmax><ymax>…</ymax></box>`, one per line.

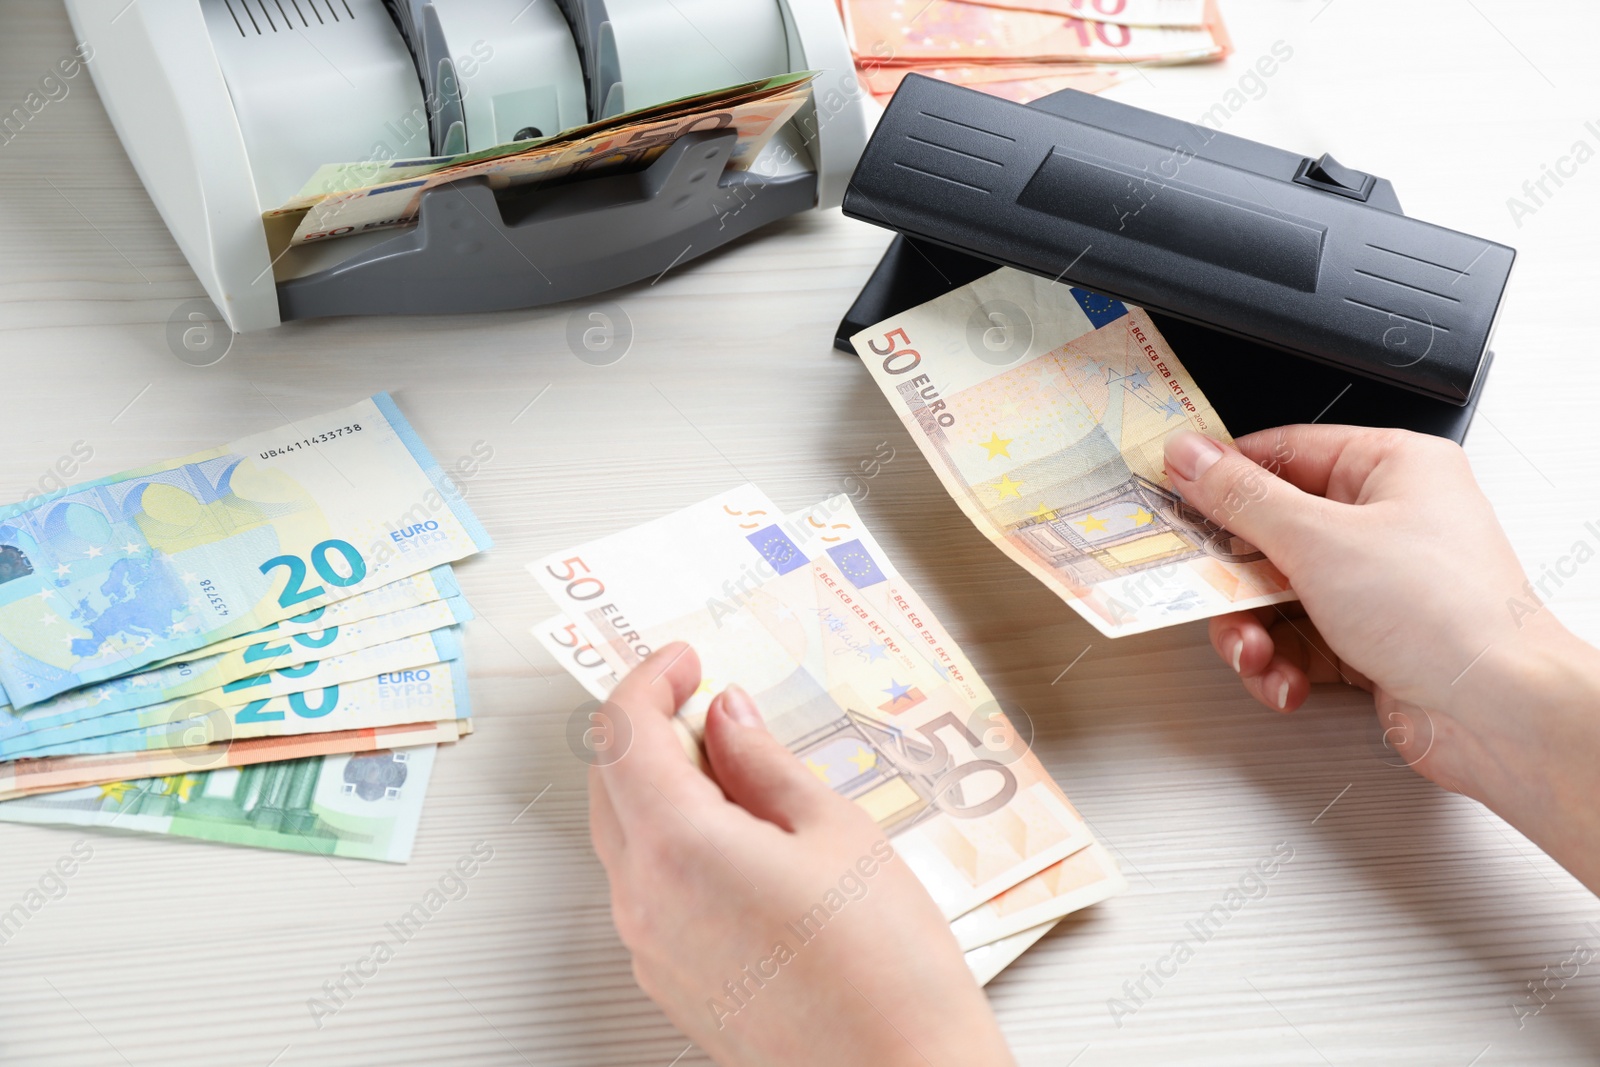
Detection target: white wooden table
<box><xmin>1</xmin><ymin>1</ymin><xmax>1598</xmax><ymax>1064</ymax></box>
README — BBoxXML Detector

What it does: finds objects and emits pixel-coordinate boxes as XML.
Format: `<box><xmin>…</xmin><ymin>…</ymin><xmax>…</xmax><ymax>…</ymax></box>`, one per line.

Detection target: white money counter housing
<box><xmin>63</xmin><ymin>0</ymin><xmax>868</xmax><ymax>332</ymax></box>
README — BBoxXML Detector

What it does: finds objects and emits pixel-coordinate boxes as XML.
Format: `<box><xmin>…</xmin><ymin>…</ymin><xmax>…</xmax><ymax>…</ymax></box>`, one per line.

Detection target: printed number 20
<box><xmin>236</xmin><ymin>686</ymin><xmax>341</xmax><ymax>725</ymax></box>
<box><xmin>261</xmin><ymin>539</ymin><xmax>367</xmax><ymax>608</ymax></box>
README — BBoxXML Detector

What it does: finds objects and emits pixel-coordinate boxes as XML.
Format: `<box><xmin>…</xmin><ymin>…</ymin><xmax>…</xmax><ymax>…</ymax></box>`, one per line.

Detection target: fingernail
<box><xmin>1164</xmin><ymin>430</ymin><xmax>1224</xmax><ymax>482</ymax></box>
<box><xmin>1275</xmin><ymin>676</ymin><xmax>1291</xmax><ymax>711</ymax></box>
<box><xmin>721</xmin><ymin>685</ymin><xmax>765</xmax><ymax>730</ymax></box>
<box><xmin>1223</xmin><ymin>632</ymin><xmax>1243</xmax><ymax>673</ymax></box>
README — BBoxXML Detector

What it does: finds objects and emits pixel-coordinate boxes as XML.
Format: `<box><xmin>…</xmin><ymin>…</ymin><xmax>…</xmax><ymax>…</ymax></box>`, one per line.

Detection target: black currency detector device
<box><xmin>835</xmin><ymin>75</ymin><xmax>1516</xmax><ymax>442</ymax></box>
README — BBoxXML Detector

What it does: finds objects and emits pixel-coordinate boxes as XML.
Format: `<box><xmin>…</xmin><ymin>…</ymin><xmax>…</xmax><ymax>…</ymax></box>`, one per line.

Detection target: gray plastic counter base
<box><xmin>277</xmin><ymin>131</ymin><xmax>816</xmax><ymax>320</ymax></box>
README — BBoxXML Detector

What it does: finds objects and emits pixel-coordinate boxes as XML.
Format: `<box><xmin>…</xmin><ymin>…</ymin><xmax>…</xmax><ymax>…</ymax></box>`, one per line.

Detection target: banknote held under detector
<box><xmin>837</xmin><ymin>75</ymin><xmax>1516</xmax><ymax>442</ymax></box>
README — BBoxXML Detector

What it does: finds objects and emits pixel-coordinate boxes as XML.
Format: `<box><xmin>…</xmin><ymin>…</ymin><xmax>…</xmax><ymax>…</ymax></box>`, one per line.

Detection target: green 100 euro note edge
<box><xmin>0</xmin><ymin>393</ymin><xmax>491</xmax><ymax>709</ymax></box>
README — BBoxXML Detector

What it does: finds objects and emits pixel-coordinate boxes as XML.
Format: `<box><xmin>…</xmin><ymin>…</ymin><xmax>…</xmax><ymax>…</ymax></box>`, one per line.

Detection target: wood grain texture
<box><xmin>0</xmin><ymin>1</ymin><xmax>1598</xmax><ymax>1064</ymax></box>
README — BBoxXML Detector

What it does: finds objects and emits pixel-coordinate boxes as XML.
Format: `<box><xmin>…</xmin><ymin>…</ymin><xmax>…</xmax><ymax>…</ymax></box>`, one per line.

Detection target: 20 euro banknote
<box><xmin>0</xmin><ymin>627</ymin><xmax>462</xmax><ymax>755</ymax></box>
<box><xmin>17</xmin><ymin>657</ymin><xmax>469</xmax><ymax>758</ymax></box>
<box><xmin>0</xmin><ymin>394</ymin><xmax>490</xmax><ymax>707</ymax></box>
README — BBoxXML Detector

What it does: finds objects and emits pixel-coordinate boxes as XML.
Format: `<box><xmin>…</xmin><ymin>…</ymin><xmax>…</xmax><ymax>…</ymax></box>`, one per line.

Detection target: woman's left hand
<box><xmin>588</xmin><ymin>642</ymin><xmax>1017</xmax><ymax>1067</ymax></box>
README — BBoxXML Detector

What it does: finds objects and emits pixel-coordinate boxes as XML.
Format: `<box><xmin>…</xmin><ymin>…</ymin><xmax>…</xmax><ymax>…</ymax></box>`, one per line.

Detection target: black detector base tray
<box><xmin>835</xmin><ymin>235</ymin><xmax>1488</xmax><ymax>443</ymax></box>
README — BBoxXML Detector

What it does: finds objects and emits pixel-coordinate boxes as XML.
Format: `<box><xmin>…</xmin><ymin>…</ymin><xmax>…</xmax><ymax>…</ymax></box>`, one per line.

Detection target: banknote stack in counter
<box><xmin>0</xmin><ymin>395</ymin><xmax>492</xmax><ymax>862</ymax></box>
<box><xmin>850</xmin><ymin>267</ymin><xmax>1296</xmax><ymax>636</ymax></box>
<box><xmin>843</xmin><ymin>0</ymin><xmax>1233</xmax><ymax>106</ymax></box>
<box><xmin>531</xmin><ymin>487</ymin><xmax>1125</xmax><ymax>984</ymax></box>
<box><xmin>261</xmin><ymin>71</ymin><xmax>818</xmax><ymax>256</ymax></box>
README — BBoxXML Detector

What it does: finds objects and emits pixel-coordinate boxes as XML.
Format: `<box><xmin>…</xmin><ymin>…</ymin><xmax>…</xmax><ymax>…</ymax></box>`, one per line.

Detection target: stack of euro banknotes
<box><xmin>532</xmin><ymin>486</ymin><xmax>1127</xmax><ymax>985</ymax></box>
<box><xmin>531</xmin><ymin>261</ymin><xmax>1299</xmax><ymax>979</ymax></box>
<box><xmin>844</xmin><ymin>0</ymin><xmax>1233</xmax><ymax>106</ymax></box>
<box><xmin>0</xmin><ymin>395</ymin><xmax>490</xmax><ymax>863</ymax></box>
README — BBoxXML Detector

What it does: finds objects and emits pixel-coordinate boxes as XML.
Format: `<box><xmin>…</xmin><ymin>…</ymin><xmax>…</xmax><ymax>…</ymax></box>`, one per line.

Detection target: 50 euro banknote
<box><xmin>536</xmin><ymin>493</ymin><xmax>1001</xmax><ymax>717</ymax></box>
<box><xmin>950</xmin><ymin>841</ymin><xmax>1123</xmax><ymax>950</ymax></box>
<box><xmin>965</xmin><ymin>919</ymin><xmax>1058</xmax><ymax>986</ymax></box>
<box><xmin>539</xmin><ymin>492</ymin><xmax>1124</xmax><ymax>942</ymax></box>
<box><xmin>851</xmin><ymin>268</ymin><xmax>1294</xmax><ymax>637</ymax></box>
<box><xmin>785</xmin><ymin>497</ymin><xmax>1129</xmax><ymax>946</ymax></box>
<box><xmin>542</xmin><ymin>595</ymin><xmax>1119</xmax><ymax>956</ymax></box>
<box><xmin>533</xmin><ymin>486</ymin><xmax>1095</xmax><ymax>919</ymax></box>
<box><xmin>0</xmin><ymin>394</ymin><xmax>490</xmax><ymax>707</ymax></box>
<box><xmin>532</xmin><ymin>614</ymin><xmax>620</xmax><ymax>700</ymax></box>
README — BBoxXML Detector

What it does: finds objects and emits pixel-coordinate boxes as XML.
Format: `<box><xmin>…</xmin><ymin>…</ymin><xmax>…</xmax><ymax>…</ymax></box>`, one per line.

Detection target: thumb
<box><xmin>702</xmin><ymin>685</ymin><xmax>842</xmax><ymax>833</ymax></box>
<box><xmin>1164</xmin><ymin>429</ymin><xmax>1327</xmax><ymax>563</ymax></box>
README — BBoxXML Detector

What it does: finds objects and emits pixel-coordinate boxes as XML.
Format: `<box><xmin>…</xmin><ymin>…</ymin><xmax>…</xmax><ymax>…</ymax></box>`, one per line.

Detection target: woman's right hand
<box><xmin>1163</xmin><ymin>424</ymin><xmax>1600</xmax><ymax>892</ymax></box>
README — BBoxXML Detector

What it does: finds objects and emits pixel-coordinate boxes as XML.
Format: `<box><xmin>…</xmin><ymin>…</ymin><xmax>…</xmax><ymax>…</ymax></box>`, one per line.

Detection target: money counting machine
<box><xmin>837</xmin><ymin>76</ymin><xmax>1516</xmax><ymax>443</ymax></box>
<box><xmin>63</xmin><ymin>0</ymin><xmax>867</xmax><ymax>332</ymax></box>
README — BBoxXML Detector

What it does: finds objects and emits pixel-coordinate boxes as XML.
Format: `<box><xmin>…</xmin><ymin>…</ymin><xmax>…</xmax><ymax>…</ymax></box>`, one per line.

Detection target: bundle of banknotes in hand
<box><xmin>0</xmin><ymin>395</ymin><xmax>490</xmax><ymax>863</ymax></box>
<box><xmin>533</xmin><ymin>487</ymin><xmax>1125</xmax><ymax>984</ymax></box>
<box><xmin>843</xmin><ymin>0</ymin><xmax>1232</xmax><ymax>106</ymax></box>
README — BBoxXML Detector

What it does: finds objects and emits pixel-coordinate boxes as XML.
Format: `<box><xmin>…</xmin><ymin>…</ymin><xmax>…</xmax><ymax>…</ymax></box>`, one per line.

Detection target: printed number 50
<box><xmin>869</xmin><ymin>328</ymin><xmax>921</xmax><ymax>375</ymax></box>
<box><xmin>546</xmin><ymin>557</ymin><xmax>605</xmax><ymax>602</ymax></box>
<box><xmin>261</xmin><ymin>539</ymin><xmax>367</xmax><ymax>609</ymax></box>
<box><xmin>898</xmin><ymin>712</ymin><xmax>1018</xmax><ymax>819</ymax></box>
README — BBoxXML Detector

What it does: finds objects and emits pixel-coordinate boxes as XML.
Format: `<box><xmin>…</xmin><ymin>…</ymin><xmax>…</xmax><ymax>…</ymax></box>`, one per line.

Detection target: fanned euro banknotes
<box><xmin>0</xmin><ymin>630</ymin><xmax>462</xmax><ymax>758</ymax></box>
<box><xmin>0</xmin><ymin>599</ymin><xmax>471</xmax><ymax>740</ymax></box>
<box><xmin>12</xmin><ymin>657</ymin><xmax>471</xmax><ymax>758</ymax></box>
<box><xmin>851</xmin><ymin>267</ymin><xmax>1295</xmax><ymax>637</ymax></box>
<box><xmin>532</xmin><ymin>486</ymin><xmax>1123</xmax><ymax>983</ymax></box>
<box><xmin>0</xmin><ymin>393</ymin><xmax>487</xmax><ymax>705</ymax></box>
<box><xmin>0</xmin><ymin>395</ymin><xmax>489</xmax><ymax>863</ymax></box>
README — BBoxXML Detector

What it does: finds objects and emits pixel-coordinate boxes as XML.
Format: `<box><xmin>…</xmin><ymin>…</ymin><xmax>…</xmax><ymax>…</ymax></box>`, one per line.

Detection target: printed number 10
<box><xmin>261</xmin><ymin>539</ymin><xmax>367</xmax><ymax>609</ymax></box>
<box><xmin>1066</xmin><ymin>16</ymin><xmax>1131</xmax><ymax>47</ymax></box>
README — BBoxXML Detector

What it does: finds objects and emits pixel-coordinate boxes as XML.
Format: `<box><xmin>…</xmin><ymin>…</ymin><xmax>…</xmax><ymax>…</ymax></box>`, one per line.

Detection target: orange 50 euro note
<box><xmin>851</xmin><ymin>268</ymin><xmax>1294</xmax><ymax>638</ymax></box>
<box><xmin>531</xmin><ymin>485</ymin><xmax>1096</xmax><ymax>921</ymax></box>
